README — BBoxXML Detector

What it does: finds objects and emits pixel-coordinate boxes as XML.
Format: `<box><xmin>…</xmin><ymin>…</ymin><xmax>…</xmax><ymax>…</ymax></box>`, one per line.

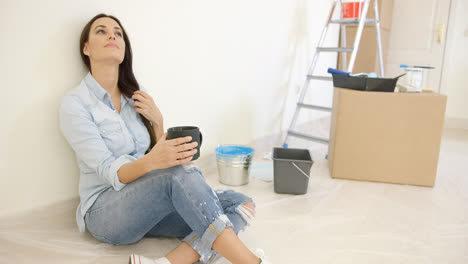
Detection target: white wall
<box><xmin>441</xmin><ymin>0</ymin><xmax>468</xmax><ymax>128</ymax></box>
<box><xmin>0</xmin><ymin>0</ymin><xmax>338</xmax><ymax>217</ymax></box>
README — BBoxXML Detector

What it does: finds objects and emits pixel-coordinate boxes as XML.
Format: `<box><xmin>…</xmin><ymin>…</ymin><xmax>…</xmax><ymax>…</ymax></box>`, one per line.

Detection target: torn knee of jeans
<box><xmin>236</xmin><ymin>202</ymin><xmax>256</xmax><ymax>225</ymax></box>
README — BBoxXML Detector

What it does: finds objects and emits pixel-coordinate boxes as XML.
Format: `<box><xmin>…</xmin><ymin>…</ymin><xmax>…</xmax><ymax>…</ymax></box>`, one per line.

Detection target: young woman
<box><xmin>59</xmin><ymin>13</ymin><xmax>271</xmax><ymax>264</ymax></box>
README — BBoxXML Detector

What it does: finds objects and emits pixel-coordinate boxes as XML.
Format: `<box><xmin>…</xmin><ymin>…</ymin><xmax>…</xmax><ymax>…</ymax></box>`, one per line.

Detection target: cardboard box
<box><xmin>328</xmin><ymin>88</ymin><xmax>447</xmax><ymax>187</ymax></box>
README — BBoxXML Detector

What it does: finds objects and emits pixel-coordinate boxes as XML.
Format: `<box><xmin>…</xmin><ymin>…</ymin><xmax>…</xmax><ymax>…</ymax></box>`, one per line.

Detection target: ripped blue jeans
<box><xmin>84</xmin><ymin>163</ymin><xmax>255</xmax><ymax>263</ymax></box>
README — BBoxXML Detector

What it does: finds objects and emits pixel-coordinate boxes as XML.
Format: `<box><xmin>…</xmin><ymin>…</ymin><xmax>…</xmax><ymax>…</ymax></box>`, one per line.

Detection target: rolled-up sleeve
<box><xmin>59</xmin><ymin>95</ymin><xmax>132</xmax><ymax>191</ymax></box>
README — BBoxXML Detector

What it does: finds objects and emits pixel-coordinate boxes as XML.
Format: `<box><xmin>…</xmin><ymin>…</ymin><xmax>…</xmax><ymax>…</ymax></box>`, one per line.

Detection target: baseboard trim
<box><xmin>0</xmin><ymin>196</ymin><xmax>79</xmax><ymax>221</ymax></box>
<box><xmin>445</xmin><ymin>117</ymin><xmax>468</xmax><ymax>130</ymax></box>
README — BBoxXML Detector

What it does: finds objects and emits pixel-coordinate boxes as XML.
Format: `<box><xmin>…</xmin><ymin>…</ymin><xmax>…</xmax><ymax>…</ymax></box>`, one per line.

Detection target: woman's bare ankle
<box><xmin>212</xmin><ymin>227</ymin><xmax>261</xmax><ymax>264</ymax></box>
<box><xmin>166</xmin><ymin>242</ymin><xmax>200</xmax><ymax>264</ymax></box>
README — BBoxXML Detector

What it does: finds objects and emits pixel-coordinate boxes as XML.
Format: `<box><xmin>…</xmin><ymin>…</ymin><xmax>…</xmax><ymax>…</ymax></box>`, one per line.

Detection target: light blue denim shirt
<box><xmin>59</xmin><ymin>72</ymin><xmax>151</xmax><ymax>232</ymax></box>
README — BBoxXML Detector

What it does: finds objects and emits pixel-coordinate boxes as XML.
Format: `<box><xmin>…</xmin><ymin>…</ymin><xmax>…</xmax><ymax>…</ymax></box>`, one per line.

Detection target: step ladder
<box><xmin>282</xmin><ymin>0</ymin><xmax>384</xmax><ymax>148</ymax></box>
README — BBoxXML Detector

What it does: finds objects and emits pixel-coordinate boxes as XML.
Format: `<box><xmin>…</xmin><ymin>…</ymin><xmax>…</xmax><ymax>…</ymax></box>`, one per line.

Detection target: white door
<box><xmin>385</xmin><ymin>0</ymin><xmax>451</xmax><ymax>92</ymax></box>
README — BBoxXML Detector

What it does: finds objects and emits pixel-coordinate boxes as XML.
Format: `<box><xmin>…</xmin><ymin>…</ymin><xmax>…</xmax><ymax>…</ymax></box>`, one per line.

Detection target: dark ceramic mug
<box><xmin>167</xmin><ymin>126</ymin><xmax>203</xmax><ymax>160</ymax></box>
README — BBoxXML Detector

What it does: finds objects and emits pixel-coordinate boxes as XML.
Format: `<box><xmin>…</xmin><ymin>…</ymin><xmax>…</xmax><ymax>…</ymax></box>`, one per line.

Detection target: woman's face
<box><xmin>83</xmin><ymin>17</ymin><xmax>126</xmax><ymax>66</ymax></box>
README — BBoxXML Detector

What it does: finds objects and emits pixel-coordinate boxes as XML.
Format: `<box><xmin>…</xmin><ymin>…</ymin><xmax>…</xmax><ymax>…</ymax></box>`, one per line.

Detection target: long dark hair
<box><xmin>79</xmin><ymin>13</ymin><xmax>156</xmax><ymax>148</ymax></box>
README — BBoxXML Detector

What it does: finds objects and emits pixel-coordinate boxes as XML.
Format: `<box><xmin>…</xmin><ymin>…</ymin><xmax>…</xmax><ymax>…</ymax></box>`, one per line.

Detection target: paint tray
<box><xmin>272</xmin><ymin>148</ymin><xmax>313</xmax><ymax>194</ymax></box>
<box><xmin>332</xmin><ymin>73</ymin><xmax>405</xmax><ymax>92</ymax></box>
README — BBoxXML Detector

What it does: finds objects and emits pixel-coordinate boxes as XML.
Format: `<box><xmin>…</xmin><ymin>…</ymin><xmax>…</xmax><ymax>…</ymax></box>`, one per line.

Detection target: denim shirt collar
<box><xmin>84</xmin><ymin>72</ymin><xmax>129</xmax><ymax>109</ymax></box>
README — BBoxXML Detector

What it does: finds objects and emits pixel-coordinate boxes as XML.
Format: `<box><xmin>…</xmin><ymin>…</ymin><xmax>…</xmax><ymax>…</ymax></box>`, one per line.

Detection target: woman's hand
<box><xmin>145</xmin><ymin>133</ymin><xmax>198</xmax><ymax>170</ymax></box>
<box><xmin>131</xmin><ymin>90</ymin><xmax>163</xmax><ymax>125</ymax></box>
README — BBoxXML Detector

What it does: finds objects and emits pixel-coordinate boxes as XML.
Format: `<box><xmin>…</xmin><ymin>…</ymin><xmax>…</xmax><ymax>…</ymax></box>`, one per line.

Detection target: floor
<box><xmin>1</xmin><ymin>125</ymin><xmax>467</xmax><ymax>264</ymax></box>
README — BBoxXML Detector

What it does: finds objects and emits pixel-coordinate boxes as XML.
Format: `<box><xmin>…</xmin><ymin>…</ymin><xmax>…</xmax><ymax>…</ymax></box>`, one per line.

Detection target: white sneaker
<box><xmin>253</xmin><ymin>248</ymin><xmax>272</xmax><ymax>264</ymax></box>
<box><xmin>129</xmin><ymin>254</ymin><xmax>171</xmax><ymax>264</ymax></box>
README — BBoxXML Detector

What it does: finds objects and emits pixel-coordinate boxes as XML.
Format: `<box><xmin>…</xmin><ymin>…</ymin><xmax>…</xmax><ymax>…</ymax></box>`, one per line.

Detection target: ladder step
<box><xmin>329</xmin><ymin>18</ymin><xmax>375</xmax><ymax>25</ymax></box>
<box><xmin>283</xmin><ymin>0</ymin><xmax>384</xmax><ymax>148</ymax></box>
<box><xmin>307</xmin><ymin>75</ymin><xmax>333</xmax><ymax>81</ymax></box>
<box><xmin>297</xmin><ymin>103</ymin><xmax>332</xmax><ymax>112</ymax></box>
<box><xmin>317</xmin><ymin>47</ymin><xmax>354</xmax><ymax>52</ymax></box>
<box><xmin>287</xmin><ymin>130</ymin><xmax>329</xmax><ymax>145</ymax></box>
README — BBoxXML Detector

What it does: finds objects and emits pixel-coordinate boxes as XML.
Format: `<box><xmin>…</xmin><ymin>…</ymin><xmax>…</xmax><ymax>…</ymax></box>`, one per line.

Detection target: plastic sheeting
<box><xmin>1</xmin><ymin>126</ymin><xmax>468</xmax><ymax>264</ymax></box>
